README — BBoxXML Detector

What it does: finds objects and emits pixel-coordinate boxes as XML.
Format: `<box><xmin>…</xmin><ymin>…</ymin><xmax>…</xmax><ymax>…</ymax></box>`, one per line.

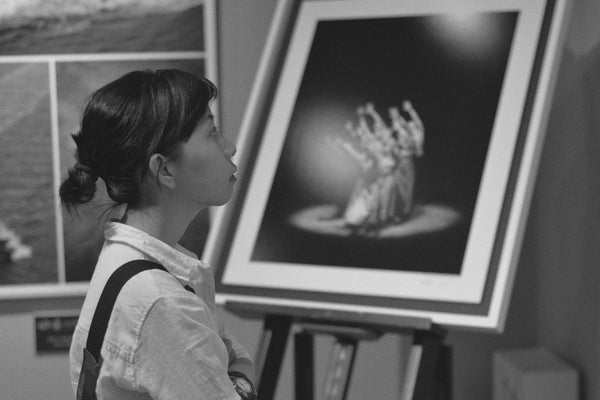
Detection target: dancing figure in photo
<box><xmin>328</xmin><ymin>101</ymin><xmax>425</xmax><ymax>232</ymax></box>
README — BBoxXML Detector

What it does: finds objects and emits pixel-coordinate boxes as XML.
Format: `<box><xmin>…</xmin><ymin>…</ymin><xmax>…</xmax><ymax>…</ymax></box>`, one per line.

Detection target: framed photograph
<box><xmin>207</xmin><ymin>0</ymin><xmax>572</xmax><ymax>331</ymax></box>
<box><xmin>0</xmin><ymin>0</ymin><xmax>218</xmax><ymax>299</ymax></box>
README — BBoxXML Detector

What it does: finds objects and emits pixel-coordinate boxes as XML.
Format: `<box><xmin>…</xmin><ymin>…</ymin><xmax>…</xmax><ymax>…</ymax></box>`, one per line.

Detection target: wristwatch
<box><xmin>228</xmin><ymin>371</ymin><xmax>257</xmax><ymax>400</ymax></box>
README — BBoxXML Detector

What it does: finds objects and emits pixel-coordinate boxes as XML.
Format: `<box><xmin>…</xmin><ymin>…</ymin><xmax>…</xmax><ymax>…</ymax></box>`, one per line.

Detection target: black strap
<box><xmin>86</xmin><ymin>260</ymin><xmax>166</xmax><ymax>360</ymax></box>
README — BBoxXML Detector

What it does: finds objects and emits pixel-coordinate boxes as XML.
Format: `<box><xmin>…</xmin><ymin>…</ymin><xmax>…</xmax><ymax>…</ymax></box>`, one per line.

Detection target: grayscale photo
<box><xmin>0</xmin><ymin>0</ymin><xmax>205</xmax><ymax>54</ymax></box>
<box><xmin>0</xmin><ymin>62</ymin><xmax>57</xmax><ymax>285</ymax></box>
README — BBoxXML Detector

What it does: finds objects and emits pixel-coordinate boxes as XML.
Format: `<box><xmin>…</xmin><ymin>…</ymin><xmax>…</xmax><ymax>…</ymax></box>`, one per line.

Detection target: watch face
<box><xmin>232</xmin><ymin>376</ymin><xmax>253</xmax><ymax>393</ymax></box>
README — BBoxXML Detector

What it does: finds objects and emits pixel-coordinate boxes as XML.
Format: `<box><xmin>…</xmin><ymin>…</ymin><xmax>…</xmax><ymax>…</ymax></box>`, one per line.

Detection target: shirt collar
<box><xmin>104</xmin><ymin>221</ymin><xmax>210</xmax><ymax>285</ymax></box>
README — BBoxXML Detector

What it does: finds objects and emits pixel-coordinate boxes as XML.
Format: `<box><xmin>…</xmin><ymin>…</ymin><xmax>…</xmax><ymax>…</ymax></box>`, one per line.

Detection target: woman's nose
<box><xmin>222</xmin><ymin>135</ymin><xmax>237</xmax><ymax>158</ymax></box>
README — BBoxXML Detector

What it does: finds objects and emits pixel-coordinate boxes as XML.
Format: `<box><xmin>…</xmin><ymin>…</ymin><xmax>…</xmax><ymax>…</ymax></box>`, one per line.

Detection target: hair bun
<box><xmin>59</xmin><ymin>163</ymin><xmax>99</xmax><ymax>211</ymax></box>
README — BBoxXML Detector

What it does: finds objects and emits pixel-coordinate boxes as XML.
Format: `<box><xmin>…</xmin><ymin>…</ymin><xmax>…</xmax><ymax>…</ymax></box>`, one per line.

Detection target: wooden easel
<box><xmin>225</xmin><ymin>302</ymin><xmax>451</xmax><ymax>400</ymax></box>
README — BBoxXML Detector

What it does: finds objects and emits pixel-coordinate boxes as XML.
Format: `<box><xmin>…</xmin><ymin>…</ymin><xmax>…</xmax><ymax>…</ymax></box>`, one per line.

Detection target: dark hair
<box><xmin>59</xmin><ymin>69</ymin><xmax>217</xmax><ymax>212</ymax></box>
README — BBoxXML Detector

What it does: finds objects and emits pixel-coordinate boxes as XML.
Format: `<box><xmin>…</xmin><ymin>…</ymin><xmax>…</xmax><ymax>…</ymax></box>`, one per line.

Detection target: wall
<box><xmin>0</xmin><ymin>298</ymin><xmax>83</xmax><ymax>399</ymax></box>
<box><xmin>1</xmin><ymin>0</ymin><xmax>599</xmax><ymax>399</ymax></box>
<box><xmin>524</xmin><ymin>0</ymin><xmax>600</xmax><ymax>396</ymax></box>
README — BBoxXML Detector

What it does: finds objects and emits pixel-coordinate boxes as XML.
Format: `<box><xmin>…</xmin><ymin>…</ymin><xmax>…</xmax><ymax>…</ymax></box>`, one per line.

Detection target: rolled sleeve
<box><xmin>218</xmin><ymin>319</ymin><xmax>255</xmax><ymax>383</ymax></box>
<box><xmin>135</xmin><ymin>295</ymin><xmax>241</xmax><ymax>400</ymax></box>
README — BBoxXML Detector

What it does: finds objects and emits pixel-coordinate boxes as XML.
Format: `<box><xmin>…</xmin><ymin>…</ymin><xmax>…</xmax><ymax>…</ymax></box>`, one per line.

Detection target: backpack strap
<box><xmin>86</xmin><ymin>260</ymin><xmax>166</xmax><ymax>361</ymax></box>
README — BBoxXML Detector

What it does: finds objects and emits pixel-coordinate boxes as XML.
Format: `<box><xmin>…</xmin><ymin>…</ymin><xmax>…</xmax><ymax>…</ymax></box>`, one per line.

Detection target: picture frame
<box><xmin>0</xmin><ymin>0</ymin><xmax>218</xmax><ymax>299</ymax></box>
<box><xmin>206</xmin><ymin>0</ymin><xmax>572</xmax><ymax>331</ymax></box>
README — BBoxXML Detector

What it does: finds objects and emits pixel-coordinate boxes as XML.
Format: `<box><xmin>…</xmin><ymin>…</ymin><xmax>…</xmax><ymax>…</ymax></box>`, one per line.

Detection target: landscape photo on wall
<box><xmin>0</xmin><ymin>0</ymin><xmax>216</xmax><ymax>297</ymax></box>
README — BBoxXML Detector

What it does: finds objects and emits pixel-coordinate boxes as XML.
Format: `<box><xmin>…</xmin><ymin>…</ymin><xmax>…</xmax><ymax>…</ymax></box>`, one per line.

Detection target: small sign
<box><xmin>35</xmin><ymin>315</ymin><xmax>79</xmax><ymax>354</ymax></box>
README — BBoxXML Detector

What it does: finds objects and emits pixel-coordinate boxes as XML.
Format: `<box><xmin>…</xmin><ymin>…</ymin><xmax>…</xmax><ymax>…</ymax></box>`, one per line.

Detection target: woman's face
<box><xmin>172</xmin><ymin>108</ymin><xmax>237</xmax><ymax>208</ymax></box>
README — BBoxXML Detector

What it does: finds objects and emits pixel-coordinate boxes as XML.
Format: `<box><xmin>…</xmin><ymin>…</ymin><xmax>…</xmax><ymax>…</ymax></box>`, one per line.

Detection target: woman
<box><xmin>61</xmin><ymin>69</ymin><xmax>255</xmax><ymax>399</ymax></box>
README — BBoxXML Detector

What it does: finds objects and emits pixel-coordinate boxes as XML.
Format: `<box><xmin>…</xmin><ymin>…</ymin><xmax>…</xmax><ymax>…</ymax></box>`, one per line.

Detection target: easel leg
<box><xmin>294</xmin><ymin>331</ymin><xmax>314</xmax><ymax>400</ymax></box>
<box><xmin>400</xmin><ymin>328</ymin><xmax>450</xmax><ymax>400</ymax></box>
<box><xmin>433</xmin><ymin>345</ymin><xmax>452</xmax><ymax>400</ymax></box>
<box><xmin>322</xmin><ymin>337</ymin><xmax>359</xmax><ymax>400</ymax></box>
<box><xmin>412</xmin><ymin>329</ymin><xmax>442</xmax><ymax>400</ymax></box>
<box><xmin>255</xmin><ymin>315</ymin><xmax>292</xmax><ymax>400</ymax></box>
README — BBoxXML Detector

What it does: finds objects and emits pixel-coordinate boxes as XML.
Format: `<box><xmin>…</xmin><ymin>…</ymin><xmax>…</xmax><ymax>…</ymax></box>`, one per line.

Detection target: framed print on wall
<box><xmin>206</xmin><ymin>0</ymin><xmax>572</xmax><ymax>331</ymax></box>
<box><xmin>0</xmin><ymin>0</ymin><xmax>218</xmax><ymax>299</ymax></box>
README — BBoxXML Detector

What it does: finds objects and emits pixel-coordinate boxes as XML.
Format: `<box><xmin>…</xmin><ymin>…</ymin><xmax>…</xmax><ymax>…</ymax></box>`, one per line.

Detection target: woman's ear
<box><xmin>148</xmin><ymin>153</ymin><xmax>177</xmax><ymax>189</ymax></box>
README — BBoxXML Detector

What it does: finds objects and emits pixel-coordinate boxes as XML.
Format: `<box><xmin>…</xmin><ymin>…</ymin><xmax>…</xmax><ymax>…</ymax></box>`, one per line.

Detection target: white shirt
<box><xmin>69</xmin><ymin>222</ymin><xmax>252</xmax><ymax>400</ymax></box>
